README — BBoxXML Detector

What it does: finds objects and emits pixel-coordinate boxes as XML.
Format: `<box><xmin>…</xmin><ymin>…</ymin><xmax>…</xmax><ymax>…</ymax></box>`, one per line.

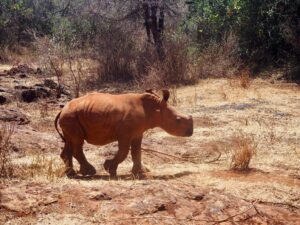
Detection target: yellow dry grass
<box><xmin>228</xmin><ymin>133</ymin><xmax>257</xmax><ymax>170</ymax></box>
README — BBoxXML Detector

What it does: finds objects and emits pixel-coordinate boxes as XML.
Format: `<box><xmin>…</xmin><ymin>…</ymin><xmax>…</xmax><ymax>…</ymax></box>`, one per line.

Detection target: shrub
<box><xmin>95</xmin><ymin>24</ymin><xmax>138</xmax><ymax>83</ymax></box>
<box><xmin>136</xmin><ymin>33</ymin><xmax>197</xmax><ymax>89</ymax></box>
<box><xmin>197</xmin><ymin>33</ymin><xmax>241</xmax><ymax>78</ymax></box>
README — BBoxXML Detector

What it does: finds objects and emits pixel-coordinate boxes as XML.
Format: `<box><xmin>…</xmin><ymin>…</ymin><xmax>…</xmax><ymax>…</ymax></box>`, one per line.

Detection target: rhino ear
<box><xmin>162</xmin><ymin>90</ymin><xmax>170</xmax><ymax>102</ymax></box>
<box><xmin>146</xmin><ymin>89</ymin><xmax>154</xmax><ymax>94</ymax></box>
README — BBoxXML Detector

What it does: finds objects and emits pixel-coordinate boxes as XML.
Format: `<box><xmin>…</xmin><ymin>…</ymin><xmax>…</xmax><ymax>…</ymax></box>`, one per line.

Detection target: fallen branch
<box><xmin>142</xmin><ymin>146</ymin><xmax>222</xmax><ymax>164</ymax></box>
<box><xmin>257</xmin><ymin>200</ymin><xmax>299</xmax><ymax>209</ymax></box>
<box><xmin>182</xmin><ymin>149</ymin><xmax>222</xmax><ymax>163</ymax></box>
<box><xmin>142</xmin><ymin>147</ymin><xmax>186</xmax><ymax>161</ymax></box>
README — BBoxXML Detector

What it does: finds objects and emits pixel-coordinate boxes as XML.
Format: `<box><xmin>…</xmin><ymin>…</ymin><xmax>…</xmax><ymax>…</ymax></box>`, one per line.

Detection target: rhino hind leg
<box><xmin>71</xmin><ymin>140</ymin><xmax>96</xmax><ymax>176</ymax></box>
<box><xmin>60</xmin><ymin>142</ymin><xmax>76</xmax><ymax>178</ymax></box>
<box><xmin>74</xmin><ymin>149</ymin><xmax>96</xmax><ymax>176</ymax></box>
<box><xmin>61</xmin><ymin>122</ymin><xmax>96</xmax><ymax>176</ymax></box>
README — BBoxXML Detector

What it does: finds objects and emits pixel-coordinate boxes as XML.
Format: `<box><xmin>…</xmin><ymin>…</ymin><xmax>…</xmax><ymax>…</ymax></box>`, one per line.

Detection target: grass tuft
<box><xmin>0</xmin><ymin>123</ymin><xmax>15</xmax><ymax>179</ymax></box>
<box><xmin>229</xmin><ymin>133</ymin><xmax>257</xmax><ymax>171</ymax></box>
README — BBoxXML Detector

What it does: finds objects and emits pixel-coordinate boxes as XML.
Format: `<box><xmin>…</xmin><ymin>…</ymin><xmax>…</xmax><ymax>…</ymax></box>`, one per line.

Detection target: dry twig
<box><xmin>142</xmin><ymin>146</ymin><xmax>221</xmax><ymax>164</ymax></box>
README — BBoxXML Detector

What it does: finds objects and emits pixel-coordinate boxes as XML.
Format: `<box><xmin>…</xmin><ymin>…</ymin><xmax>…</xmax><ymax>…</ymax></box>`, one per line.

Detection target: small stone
<box><xmin>0</xmin><ymin>95</ymin><xmax>7</xmax><ymax>104</ymax></box>
<box><xmin>19</xmin><ymin>73</ymin><xmax>27</xmax><ymax>78</ymax></box>
<box><xmin>193</xmin><ymin>194</ymin><xmax>205</xmax><ymax>201</ymax></box>
<box><xmin>90</xmin><ymin>193</ymin><xmax>112</xmax><ymax>201</ymax></box>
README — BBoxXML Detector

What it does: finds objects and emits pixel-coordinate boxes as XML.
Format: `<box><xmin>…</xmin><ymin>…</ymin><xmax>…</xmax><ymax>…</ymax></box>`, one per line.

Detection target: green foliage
<box><xmin>0</xmin><ymin>0</ymin><xmax>299</xmax><ymax>80</ymax></box>
<box><xmin>0</xmin><ymin>0</ymin><xmax>56</xmax><ymax>48</ymax></box>
<box><xmin>184</xmin><ymin>0</ymin><xmax>239</xmax><ymax>43</ymax></box>
<box><xmin>185</xmin><ymin>0</ymin><xmax>300</xmax><ymax>69</ymax></box>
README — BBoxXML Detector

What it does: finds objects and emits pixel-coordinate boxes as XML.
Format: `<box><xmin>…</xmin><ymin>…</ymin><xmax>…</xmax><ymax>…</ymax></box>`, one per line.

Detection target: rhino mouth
<box><xmin>185</xmin><ymin>128</ymin><xmax>193</xmax><ymax>137</ymax></box>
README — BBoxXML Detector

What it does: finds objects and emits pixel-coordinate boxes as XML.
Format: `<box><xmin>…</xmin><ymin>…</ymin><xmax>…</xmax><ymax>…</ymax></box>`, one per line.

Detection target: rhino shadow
<box><xmin>71</xmin><ymin>171</ymin><xmax>193</xmax><ymax>181</ymax></box>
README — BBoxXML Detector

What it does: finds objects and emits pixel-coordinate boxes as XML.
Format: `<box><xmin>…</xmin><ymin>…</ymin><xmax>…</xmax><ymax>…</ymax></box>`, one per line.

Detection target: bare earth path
<box><xmin>0</xmin><ymin>70</ymin><xmax>299</xmax><ymax>224</ymax></box>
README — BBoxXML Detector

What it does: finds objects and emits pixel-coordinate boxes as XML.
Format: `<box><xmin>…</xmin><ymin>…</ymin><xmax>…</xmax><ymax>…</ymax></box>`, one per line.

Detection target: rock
<box><xmin>0</xmin><ymin>87</ymin><xmax>9</xmax><ymax>92</ymax></box>
<box><xmin>7</xmin><ymin>64</ymin><xmax>35</xmax><ymax>76</ymax></box>
<box><xmin>18</xmin><ymin>86</ymin><xmax>51</xmax><ymax>103</ymax></box>
<box><xmin>21</xmin><ymin>89</ymin><xmax>37</xmax><ymax>102</ymax></box>
<box><xmin>0</xmin><ymin>107</ymin><xmax>30</xmax><ymax>124</ymax></box>
<box><xmin>35</xmin><ymin>86</ymin><xmax>51</xmax><ymax>98</ymax></box>
<box><xmin>35</xmin><ymin>67</ymin><xmax>42</xmax><ymax>74</ymax></box>
<box><xmin>14</xmin><ymin>85</ymin><xmax>30</xmax><ymax>90</ymax></box>
<box><xmin>57</xmin><ymin>84</ymin><xmax>71</xmax><ymax>97</ymax></box>
<box><xmin>0</xmin><ymin>93</ymin><xmax>13</xmax><ymax>104</ymax></box>
<box><xmin>19</xmin><ymin>73</ymin><xmax>28</xmax><ymax>78</ymax></box>
<box><xmin>44</xmin><ymin>79</ymin><xmax>58</xmax><ymax>89</ymax></box>
<box><xmin>89</xmin><ymin>193</ymin><xmax>112</xmax><ymax>201</ymax></box>
<box><xmin>193</xmin><ymin>194</ymin><xmax>205</xmax><ymax>201</ymax></box>
<box><xmin>0</xmin><ymin>95</ymin><xmax>7</xmax><ymax>104</ymax></box>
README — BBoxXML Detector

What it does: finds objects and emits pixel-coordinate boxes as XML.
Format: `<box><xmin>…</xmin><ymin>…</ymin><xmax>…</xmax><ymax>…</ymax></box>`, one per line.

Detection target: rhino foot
<box><xmin>79</xmin><ymin>163</ymin><xmax>96</xmax><ymax>176</ymax></box>
<box><xmin>103</xmin><ymin>160</ymin><xmax>117</xmax><ymax>178</ymax></box>
<box><xmin>65</xmin><ymin>167</ymin><xmax>76</xmax><ymax>178</ymax></box>
<box><xmin>132</xmin><ymin>165</ymin><xmax>150</xmax><ymax>178</ymax></box>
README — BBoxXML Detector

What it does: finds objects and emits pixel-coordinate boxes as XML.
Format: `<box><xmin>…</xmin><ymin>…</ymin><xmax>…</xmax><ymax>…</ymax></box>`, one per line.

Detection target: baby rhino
<box><xmin>55</xmin><ymin>89</ymin><xmax>193</xmax><ymax>177</ymax></box>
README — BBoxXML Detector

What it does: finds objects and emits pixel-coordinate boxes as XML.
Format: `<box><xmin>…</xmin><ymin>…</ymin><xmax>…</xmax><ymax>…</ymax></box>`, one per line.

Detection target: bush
<box><xmin>95</xmin><ymin>24</ymin><xmax>139</xmax><ymax>83</ymax></box>
<box><xmin>136</xmin><ymin>33</ymin><xmax>197</xmax><ymax>89</ymax></box>
<box><xmin>185</xmin><ymin>0</ymin><xmax>300</xmax><ymax>76</ymax></box>
<box><xmin>197</xmin><ymin>33</ymin><xmax>241</xmax><ymax>78</ymax></box>
<box><xmin>0</xmin><ymin>0</ymin><xmax>56</xmax><ymax>48</ymax></box>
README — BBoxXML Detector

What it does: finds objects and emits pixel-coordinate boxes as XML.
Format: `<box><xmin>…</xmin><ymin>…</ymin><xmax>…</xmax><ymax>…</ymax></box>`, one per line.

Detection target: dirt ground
<box><xmin>0</xmin><ymin>64</ymin><xmax>299</xmax><ymax>224</ymax></box>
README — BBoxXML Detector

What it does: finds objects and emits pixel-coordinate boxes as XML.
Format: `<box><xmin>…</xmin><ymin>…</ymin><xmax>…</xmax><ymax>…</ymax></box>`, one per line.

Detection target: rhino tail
<box><xmin>54</xmin><ymin>111</ymin><xmax>66</xmax><ymax>142</ymax></box>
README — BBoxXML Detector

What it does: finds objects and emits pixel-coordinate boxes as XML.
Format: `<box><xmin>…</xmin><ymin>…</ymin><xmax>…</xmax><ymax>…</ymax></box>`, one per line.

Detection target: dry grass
<box><xmin>95</xmin><ymin>24</ymin><xmax>138</xmax><ymax>83</ymax></box>
<box><xmin>39</xmin><ymin>102</ymin><xmax>49</xmax><ymax>118</ymax></box>
<box><xmin>67</xmin><ymin>53</ymin><xmax>84</xmax><ymax>97</ymax></box>
<box><xmin>17</xmin><ymin>154</ymin><xmax>65</xmax><ymax>182</ymax></box>
<box><xmin>239</xmin><ymin>69</ymin><xmax>251</xmax><ymax>88</ymax></box>
<box><xmin>136</xmin><ymin>34</ymin><xmax>197</xmax><ymax>89</ymax></box>
<box><xmin>35</xmin><ymin>37</ymin><xmax>65</xmax><ymax>81</ymax></box>
<box><xmin>197</xmin><ymin>33</ymin><xmax>241</xmax><ymax>78</ymax></box>
<box><xmin>0</xmin><ymin>123</ymin><xmax>15</xmax><ymax>179</ymax></box>
<box><xmin>229</xmin><ymin>133</ymin><xmax>257</xmax><ymax>171</ymax></box>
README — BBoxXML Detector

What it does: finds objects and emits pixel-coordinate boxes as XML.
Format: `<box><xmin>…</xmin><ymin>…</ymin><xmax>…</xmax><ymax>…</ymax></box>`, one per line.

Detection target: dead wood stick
<box><xmin>257</xmin><ymin>200</ymin><xmax>299</xmax><ymax>209</ymax></box>
<box><xmin>142</xmin><ymin>147</ymin><xmax>186</xmax><ymax>161</ymax></box>
<box><xmin>142</xmin><ymin>147</ymin><xmax>222</xmax><ymax>164</ymax></box>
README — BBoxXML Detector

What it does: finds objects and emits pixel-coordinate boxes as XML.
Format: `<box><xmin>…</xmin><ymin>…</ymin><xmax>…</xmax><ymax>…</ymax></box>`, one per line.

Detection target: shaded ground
<box><xmin>0</xmin><ymin>65</ymin><xmax>299</xmax><ymax>224</ymax></box>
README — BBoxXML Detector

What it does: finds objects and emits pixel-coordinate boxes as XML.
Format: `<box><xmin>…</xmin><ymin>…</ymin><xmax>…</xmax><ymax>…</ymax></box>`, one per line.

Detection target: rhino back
<box><xmin>74</xmin><ymin>93</ymin><xmax>145</xmax><ymax>145</ymax></box>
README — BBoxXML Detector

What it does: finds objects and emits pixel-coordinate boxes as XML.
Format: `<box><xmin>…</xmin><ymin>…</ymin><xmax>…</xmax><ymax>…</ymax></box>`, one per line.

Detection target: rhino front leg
<box><xmin>131</xmin><ymin>137</ymin><xmax>149</xmax><ymax>176</ymax></box>
<box><xmin>104</xmin><ymin>139</ymin><xmax>130</xmax><ymax>177</ymax></box>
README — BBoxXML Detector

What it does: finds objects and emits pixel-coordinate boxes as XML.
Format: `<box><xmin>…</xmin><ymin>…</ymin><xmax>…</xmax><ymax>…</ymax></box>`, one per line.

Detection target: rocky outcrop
<box><xmin>6</xmin><ymin>64</ymin><xmax>40</xmax><ymax>76</ymax></box>
<box><xmin>0</xmin><ymin>107</ymin><xmax>30</xmax><ymax>125</ymax></box>
<box><xmin>0</xmin><ymin>64</ymin><xmax>70</xmax><ymax>103</ymax></box>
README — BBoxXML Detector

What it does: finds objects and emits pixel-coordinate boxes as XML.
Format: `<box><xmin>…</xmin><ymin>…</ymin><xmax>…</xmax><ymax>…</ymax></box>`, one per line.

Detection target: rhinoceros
<box><xmin>55</xmin><ymin>90</ymin><xmax>193</xmax><ymax>177</ymax></box>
